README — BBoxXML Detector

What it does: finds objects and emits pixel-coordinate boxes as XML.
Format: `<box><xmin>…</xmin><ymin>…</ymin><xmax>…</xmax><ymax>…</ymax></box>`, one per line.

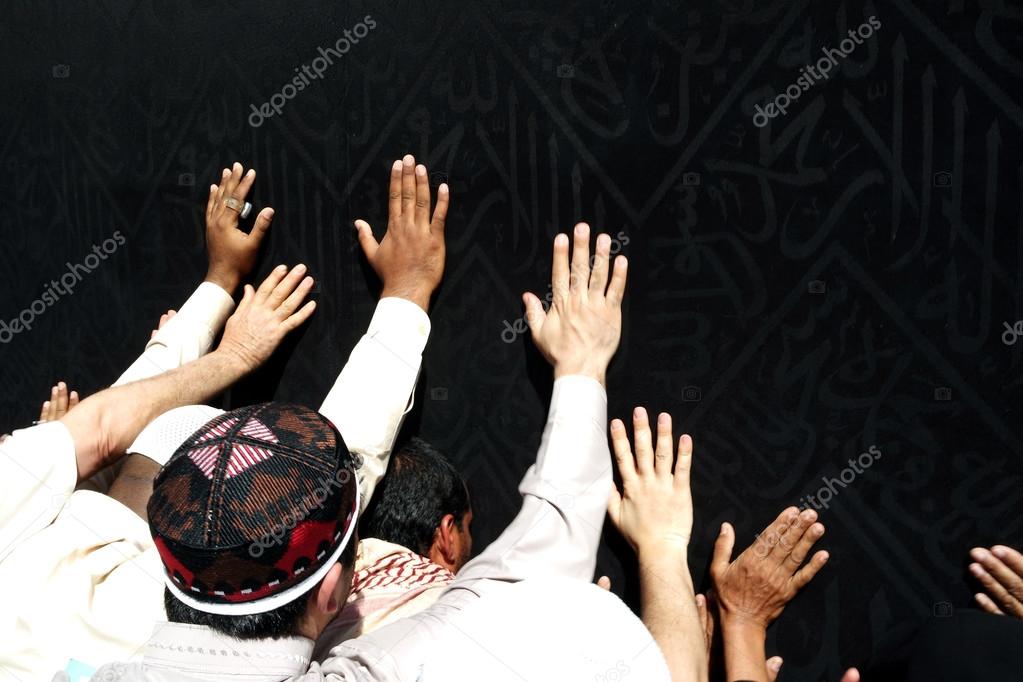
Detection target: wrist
<box><xmin>380</xmin><ymin>283</ymin><xmax>433</xmax><ymax>312</ymax></box>
<box><xmin>209</xmin><ymin>345</ymin><xmax>258</xmax><ymax>378</ymax></box>
<box><xmin>553</xmin><ymin>361</ymin><xmax>607</xmax><ymax>387</ymax></box>
<box><xmin>719</xmin><ymin>611</ymin><xmax>769</xmax><ymax>638</ymax></box>
<box><xmin>204</xmin><ymin>268</ymin><xmax>240</xmax><ymax>295</ymax></box>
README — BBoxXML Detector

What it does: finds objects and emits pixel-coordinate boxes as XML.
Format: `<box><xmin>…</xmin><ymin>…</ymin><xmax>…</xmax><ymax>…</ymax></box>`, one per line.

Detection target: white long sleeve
<box><xmin>318</xmin><ymin>297</ymin><xmax>430</xmax><ymax>512</ymax></box>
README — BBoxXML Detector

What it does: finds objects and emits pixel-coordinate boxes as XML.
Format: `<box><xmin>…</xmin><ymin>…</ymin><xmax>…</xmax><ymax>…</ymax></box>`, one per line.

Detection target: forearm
<box><xmin>720</xmin><ymin>619</ymin><xmax>769</xmax><ymax>682</ymax></box>
<box><xmin>63</xmin><ymin>349</ymin><xmax>249</xmax><ymax>481</ymax></box>
<box><xmin>107</xmin><ymin>454</ymin><xmax>162</xmax><ymax>521</ymax></box>
<box><xmin>638</xmin><ymin>548</ymin><xmax>708</xmax><ymax>682</ymax></box>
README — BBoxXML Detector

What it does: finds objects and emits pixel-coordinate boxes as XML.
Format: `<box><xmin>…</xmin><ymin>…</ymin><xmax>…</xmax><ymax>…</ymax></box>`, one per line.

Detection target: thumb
<box><xmin>840</xmin><ymin>668</ymin><xmax>860</xmax><ymax>682</ymax></box>
<box><xmin>766</xmin><ymin>656</ymin><xmax>783</xmax><ymax>682</ymax></box>
<box><xmin>607</xmin><ymin>481</ymin><xmax>623</xmax><ymax>529</ymax></box>
<box><xmin>522</xmin><ymin>292</ymin><xmax>547</xmax><ymax>338</ymax></box>
<box><xmin>710</xmin><ymin>522</ymin><xmax>735</xmax><ymax>579</ymax></box>
<box><xmin>250</xmin><ymin>207</ymin><xmax>275</xmax><ymax>244</ymax></box>
<box><xmin>354</xmin><ymin>220</ymin><xmax>379</xmax><ymax>260</ymax></box>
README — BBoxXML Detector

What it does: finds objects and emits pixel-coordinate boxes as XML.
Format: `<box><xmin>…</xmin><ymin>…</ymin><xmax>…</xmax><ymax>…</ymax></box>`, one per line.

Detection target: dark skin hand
<box><xmin>107</xmin><ymin>455</ymin><xmax>162</xmax><ymax>522</ymax></box>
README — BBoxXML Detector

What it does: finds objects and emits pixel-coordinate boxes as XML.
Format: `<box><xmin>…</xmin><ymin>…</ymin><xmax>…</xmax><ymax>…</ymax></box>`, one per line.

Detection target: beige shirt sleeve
<box><xmin>0</xmin><ymin>422</ymin><xmax>77</xmax><ymax>561</ymax></box>
<box><xmin>318</xmin><ymin>298</ymin><xmax>430</xmax><ymax>513</ymax></box>
<box><xmin>113</xmin><ymin>282</ymin><xmax>235</xmax><ymax>386</ymax></box>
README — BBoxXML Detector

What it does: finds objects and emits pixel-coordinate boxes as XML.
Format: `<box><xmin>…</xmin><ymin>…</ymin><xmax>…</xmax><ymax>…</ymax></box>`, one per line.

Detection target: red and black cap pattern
<box><xmin>148</xmin><ymin>403</ymin><xmax>359</xmax><ymax>615</ymax></box>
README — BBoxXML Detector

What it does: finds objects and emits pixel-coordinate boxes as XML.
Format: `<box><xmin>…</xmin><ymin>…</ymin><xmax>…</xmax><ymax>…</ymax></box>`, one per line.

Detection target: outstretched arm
<box><xmin>319</xmin><ymin>154</ymin><xmax>448</xmax><ymax>510</ymax></box>
<box><xmin>608</xmin><ymin>408</ymin><xmax>706</xmax><ymax>682</ymax></box>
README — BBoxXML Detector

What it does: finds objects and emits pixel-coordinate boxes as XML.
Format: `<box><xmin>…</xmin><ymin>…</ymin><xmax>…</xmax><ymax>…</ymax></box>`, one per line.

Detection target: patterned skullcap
<box><xmin>148</xmin><ymin>402</ymin><xmax>360</xmax><ymax>615</ymax></box>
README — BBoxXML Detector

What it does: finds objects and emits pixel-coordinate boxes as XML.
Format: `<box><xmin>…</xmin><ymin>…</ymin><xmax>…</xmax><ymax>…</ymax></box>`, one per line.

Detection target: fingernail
<box><xmin>416</xmin><ymin>164</ymin><xmax>426</xmax><ymax>176</ymax></box>
<box><xmin>971</xmin><ymin>548</ymin><xmax>990</xmax><ymax>561</ymax></box>
<box><xmin>970</xmin><ymin>563</ymin><xmax>985</xmax><ymax>576</ymax></box>
<box><xmin>993</xmin><ymin>546</ymin><xmax>1008</xmax><ymax>559</ymax></box>
<box><xmin>769</xmin><ymin>658</ymin><xmax>783</xmax><ymax>672</ymax></box>
<box><xmin>392</xmin><ymin>160</ymin><xmax>403</xmax><ymax>171</ymax></box>
<box><xmin>276</xmin><ymin>264</ymin><xmax>287</xmax><ymax>272</ymax></box>
<box><xmin>657</xmin><ymin>413</ymin><xmax>669</xmax><ymax>426</ymax></box>
<box><xmin>720</xmin><ymin>522</ymin><xmax>728</xmax><ymax>535</ymax></box>
<box><xmin>246</xmin><ymin>169</ymin><xmax>254</xmax><ymax>177</ymax></box>
<box><xmin>403</xmin><ymin>154</ymin><xmax>414</xmax><ymax>165</ymax></box>
<box><xmin>439</xmin><ymin>183</ymin><xmax>449</xmax><ymax>193</ymax></box>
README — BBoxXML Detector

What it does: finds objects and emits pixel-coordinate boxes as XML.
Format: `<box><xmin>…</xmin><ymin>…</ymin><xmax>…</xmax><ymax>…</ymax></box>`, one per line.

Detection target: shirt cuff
<box><xmin>114</xmin><ymin>282</ymin><xmax>236</xmax><ymax>386</ymax></box>
<box><xmin>367</xmin><ymin>297</ymin><xmax>431</xmax><ymax>363</ymax></box>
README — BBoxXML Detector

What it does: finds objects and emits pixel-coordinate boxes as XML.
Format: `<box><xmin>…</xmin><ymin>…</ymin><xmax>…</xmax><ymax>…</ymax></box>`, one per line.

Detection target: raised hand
<box><xmin>711</xmin><ymin>507</ymin><xmax>829</xmax><ymax>631</ymax></box>
<box><xmin>523</xmin><ymin>224</ymin><xmax>627</xmax><ymax>387</ymax></box>
<box><xmin>607</xmin><ymin>409</ymin><xmax>693</xmax><ymax>555</ymax></box>
<box><xmin>217</xmin><ymin>264</ymin><xmax>316</xmax><ymax>371</ymax></box>
<box><xmin>150</xmin><ymin>309</ymin><xmax>177</xmax><ymax>339</ymax></box>
<box><xmin>204</xmin><ymin>162</ymin><xmax>275</xmax><ymax>294</ymax></box>
<box><xmin>970</xmin><ymin>545</ymin><xmax>1023</xmax><ymax>618</ymax></box>
<box><xmin>354</xmin><ymin>154</ymin><xmax>449</xmax><ymax>311</ymax></box>
<box><xmin>39</xmin><ymin>382</ymin><xmax>80</xmax><ymax>422</ymax></box>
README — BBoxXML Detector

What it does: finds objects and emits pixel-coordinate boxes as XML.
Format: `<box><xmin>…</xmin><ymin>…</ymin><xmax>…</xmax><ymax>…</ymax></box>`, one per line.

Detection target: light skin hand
<box><xmin>607</xmin><ymin>407</ymin><xmax>705</xmax><ymax>682</ymax></box>
<box><xmin>354</xmin><ymin>154</ymin><xmax>449</xmax><ymax>312</ymax></box>
<box><xmin>204</xmin><ymin>162</ymin><xmax>275</xmax><ymax>294</ymax></box>
<box><xmin>39</xmin><ymin>382</ymin><xmax>80</xmax><ymax>423</ymax></box>
<box><xmin>217</xmin><ymin>264</ymin><xmax>317</xmax><ymax>372</ymax></box>
<box><xmin>523</xmin><ymin>225</ymin><xmax>627</xmax><ymax>387</ymax></box>
<box><xmin>970</xmin><ymin>545</ymin><xmax>1023</xmax><ymax>618</ymax></box>
<box><xmin>608</xmin><ymin>408</ymin><xmax>693</xmax><ymax>556</ymax></box>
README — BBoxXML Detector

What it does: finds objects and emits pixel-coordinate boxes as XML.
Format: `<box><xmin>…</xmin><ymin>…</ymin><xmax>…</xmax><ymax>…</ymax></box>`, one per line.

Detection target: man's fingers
<box><xmin>250</xmin><ymin>208</ymin><xmax>274</xmax><ymax>244</ymax></box>
<box><xmin>675</xmin><ymin>434</ymin><xmax>693</xmax><ymax>487</ymax></box>
<box><xmin>522</xmin><ymin>292</ymin><xmax>547</xmax><ymax>338</ymax></box>
<box><xmin>772</xmin><ymin>508</ymin><xmax>817</xmax><ymax>563</ymax></box>
<box><xmin>653</xmin><ymin>412</ymin><xmax>674</xmax><ymax>476</ymax></box>
<box><xmin>267</xmin><ymin>264</ymin><xmax>308</xmax><ymax>307</ymax></box>
<box><xmin>589</xmin><ymin>233</ymin><xmax>611</xmax><ymax>298</ymax></box>
<box><xmin>710</xmin><ymin>522</ymin><xmax>736</xmax><ymax>579</ymax></box>
<box><xmin>631</xmin><ymin>407</ymin><xmax>654</xmax><ymax>475</ymax></box>
<box><xmin>992</xmin><ymin>546</ymin><xmax>1023</xmax><ymax>578</ymax></box>
<box><xmin>766</xmin><ymin>656</ymin><xmax>783</xmax><ymax>682</ymax></box>
<box><xmin>216</xmin><ymin>168</ymin><xmax>230</xmax><ymax>203</ymax></box>
<box><xmin>281</xmin><ymin>300</ymin><xmax>317</xmax><ymax>333</ymax></box>
<box><xmin>54</xmin><ymin>382</ymin><xmax>68</xmax><ymax>416</ymax></box>
<box><xmin>206</xmin><ymin>184</ymin><xmax>218</xmax><ymax>221</ymax></box>
<box><xmin>597</xmin><ymin>576</ymin><xmax>612</xmax><ymax>591</ymax></box>
<box><xmin>974</xmin><ymin>591</ymin><xmax>1006</xmax><ymax>615</ymax></box>
<box><xmin>755</xmin><ymin>507</ymin><xmax>799</xmax><ymax>561</ymax></box>
<box><xmin>354</xmin><ymin>220</ymin><xmax>379</xmax><ymax>261</ymax></box>
<box><xmin>400</xmin><ymin>154</ymin><xmax>416</xmax><ymax>217</ymax></box>
<box><xmin>840</xmin><ymin>668</ymin><xmax>861</xmax><ymax>682</ymax></box>
<box><xmin>607</xmin><ymin>482</ymin><xmax>623</xmax><ymax>529</ymax></box>
<box><xmin>431</xmin><ymin>183</ymin><xmax>449</xmax><ymax>235</ymax></box>
<box><xmin>789</xmin><ymin>550</ymin><xmax>829</xmax><ymax>591</ymax></box>
<box><xmin>233</xmin><ymin>167</ymin><xmax>256</xmax><ymax>202</ymax></box>
<box><xmin>255</xmin><ymin>265</ymin><xmax>289</xmax><ymax>301</ymax></box>
<box><xmin>784</xmin><ymin>521</ymin><xmax>825</xmax><ymax>572</ymax></box>
<box><xmin>40</xmin><ymin>397</ymin><xmax>50</xmax><ymax>423</ymax></box>
<box><xmin>971</xmin><ymin>548</ymin><xmax>1023</xmax><ymax>601</ymax></box>
<box><xmin>387</xmin><ymin>159</ymin><xmax>403</xmax><ymax>219</ymax></box>
<box><xmin>569</xmin><ymin>222</ymin><xmax>591</xmax><ymax>295</ymax></box>
<box><xmin>68</xmin><ymin>391</ymin><xmax>79</xmax><ymax>409</ymax></box>
<box><xmin>278</xmin><ymin>276</ymin><xmax>315</xmax><ymax>317</ymax></box>
<box><xmin>550</xmin><ymin>234</ymin><xmax>570</xmax><ymax>305</ymax></box>
<box><xmin>609</xmin><ymin>419</ymin><xmax>637</xmax><ymax>482</ymax></box>
<box><xmin>223</xmin><ymin>162</ymin><xmax>243</xmax><ymax>201</ymax></box>
<box><xmin>414</xmin><ymin>163</ymin><xmax>431</xmax><ymax>226</ymax></box>
<box><xmin>606</xmin><ymin>255</ymin><xmax>628</xmax><ymax>306</ymax></box>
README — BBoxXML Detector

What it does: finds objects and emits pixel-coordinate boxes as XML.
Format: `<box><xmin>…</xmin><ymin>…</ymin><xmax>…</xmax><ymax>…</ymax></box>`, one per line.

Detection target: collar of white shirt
<box><xmin>141</xmin><ymin>621</ymin><xmax>313</xmax><ymax>680</ymax></box>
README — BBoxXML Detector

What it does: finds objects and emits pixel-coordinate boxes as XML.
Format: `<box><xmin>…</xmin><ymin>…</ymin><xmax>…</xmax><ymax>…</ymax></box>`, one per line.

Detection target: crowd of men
<box><xmin>2</xmin><ymin>157</ymin><xmax>1023</xmax><ymax>681</ymax></box>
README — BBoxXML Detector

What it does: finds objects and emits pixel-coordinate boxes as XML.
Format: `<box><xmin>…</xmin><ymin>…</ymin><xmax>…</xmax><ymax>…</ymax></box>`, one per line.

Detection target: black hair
<box><xmin>165</xmin><ymin>534</ymin><xmax>357</xmax><ymax>640</ymax></box>
<box><xmin>359</xmin><ymin>437</ymin><xmax>470</xmax><ymax>556</ymax></box>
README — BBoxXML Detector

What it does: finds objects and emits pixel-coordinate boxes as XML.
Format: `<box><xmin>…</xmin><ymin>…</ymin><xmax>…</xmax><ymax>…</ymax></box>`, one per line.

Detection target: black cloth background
<box><xmin>1</xmin><ymin>2</ymin><xmax>1021</xmax><ymax>679</ymax></box>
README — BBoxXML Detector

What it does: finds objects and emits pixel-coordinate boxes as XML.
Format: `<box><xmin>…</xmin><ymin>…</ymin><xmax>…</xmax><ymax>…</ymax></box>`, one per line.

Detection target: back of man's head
<box><xmin>360</xmin><ymin>437</ymin><xmax>471</xmax><ymax>570</ymax></box>
<box><xmin>146</xmin><ymin>402</ymin><xmax>360</xmax><ymax>640</ymax></box>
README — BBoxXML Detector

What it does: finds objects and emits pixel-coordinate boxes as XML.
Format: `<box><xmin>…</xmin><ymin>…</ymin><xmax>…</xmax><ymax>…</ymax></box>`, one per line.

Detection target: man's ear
<box><xmin>434</xmin><ymin>513</ymin><xmax>458</xmax><ymax>564</ymax></box>
<box><xmin>314</xmin><ymin>562</ymin><xmax>346</xmax><ymax>615</ymax></box>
